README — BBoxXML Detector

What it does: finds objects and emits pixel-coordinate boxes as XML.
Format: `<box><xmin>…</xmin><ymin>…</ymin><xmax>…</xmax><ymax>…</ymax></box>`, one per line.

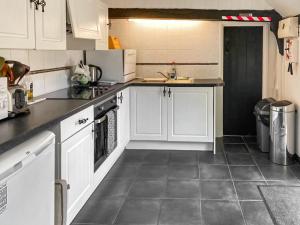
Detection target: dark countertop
<box><xmin>0</xmin><ymin>78</ymin><xmax>224</xmax><ymax>154</ymax></box>
<box><xmin>129</xmin><ymin>78</ymin><xmax>224</xmax><ymax>87</ymax></box>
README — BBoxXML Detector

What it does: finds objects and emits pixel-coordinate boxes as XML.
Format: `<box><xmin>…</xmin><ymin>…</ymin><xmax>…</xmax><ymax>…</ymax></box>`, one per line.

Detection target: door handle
<box><xmin>30</xmin><ymin>0</ymin><xmax>39</xmax><ymax>10</ymax></box>
<box><xmin>95</xmin><ymin>115</ymin><xmax>107</xmax><ymax>124</ymax></box>
<box><xmin>163</xmin><ymin>87</ymin><xmax>166</xmax><ymax>97</ymax></box>
<box><xmin>168</xmin><ymin>88</ymin><xmax>172</xmax><ymax>98</ymax></box>
<box><xmin>0</xmin><ymin>162</ymin><xmax>22</xmax><ymax>181</ymax></box>
<box><xmin>38</xmin><ymin>0</ymin><xmax>46</xmax><ymax>12</ymax></box>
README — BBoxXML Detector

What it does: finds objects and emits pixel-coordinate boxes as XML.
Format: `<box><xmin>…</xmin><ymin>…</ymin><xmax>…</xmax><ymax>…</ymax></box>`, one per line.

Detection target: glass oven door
<box><xmin>94</xmin><ymin>115</ymin><xmax>108</xmax><ymax>172</ymax></box>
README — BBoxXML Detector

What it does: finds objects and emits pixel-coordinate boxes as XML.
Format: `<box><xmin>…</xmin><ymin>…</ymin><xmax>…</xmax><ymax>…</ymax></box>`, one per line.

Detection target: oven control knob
<box><xmin>98</xmin><ymin>106</ymin><xmax>104</xmax><ymax>111</ymax></box>
<box><xmin>111</xmin><ymin>99</ymin><xmax>116</xmax><ymax>104</ymax></box>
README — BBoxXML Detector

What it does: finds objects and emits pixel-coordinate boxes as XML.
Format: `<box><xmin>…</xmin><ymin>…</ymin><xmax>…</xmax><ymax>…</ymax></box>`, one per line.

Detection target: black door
<box><xmin>223</xmin><ymin>27</ymin><xmax>263</xmax><ymax>135</ymax></box>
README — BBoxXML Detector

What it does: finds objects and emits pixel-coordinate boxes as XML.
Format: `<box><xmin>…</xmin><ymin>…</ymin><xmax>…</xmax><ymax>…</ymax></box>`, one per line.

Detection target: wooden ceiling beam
<box><xmin>109</xmin><ymin>8</ymin><xmax>284</xmax><ymax>55</ymax></box>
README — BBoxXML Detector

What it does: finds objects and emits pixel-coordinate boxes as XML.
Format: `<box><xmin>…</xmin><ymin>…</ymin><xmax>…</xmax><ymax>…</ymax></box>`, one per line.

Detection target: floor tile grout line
<box><xmin>156</xmin><ymin>199</ymin><xmax>163</xmax><ymax>225</ymax></box>
<box><xmin>111</xmin><ymin>159</ymin><xmax>144</xmax><ymax>225</ymax></box>
<box><xmin>223</xmin><ymin>139</ymin><xmax>248</xmax><ymax>225</ymax></box>
<box><xmin>286</xmin><ymin>165</ymin><xmax>300</xmax><ymax>182</ymax></box>
<box><xmin>244</xmin><ymin>141</ymin><xmax>268</xmax><ymax>183</ymax></box>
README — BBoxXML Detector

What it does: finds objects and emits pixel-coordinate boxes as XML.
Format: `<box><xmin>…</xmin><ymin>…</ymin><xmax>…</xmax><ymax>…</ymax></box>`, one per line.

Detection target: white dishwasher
<box><xmin>0</xmin><ymin>131</ymin><xmax>55</xmax><ymax>225</ymax></box>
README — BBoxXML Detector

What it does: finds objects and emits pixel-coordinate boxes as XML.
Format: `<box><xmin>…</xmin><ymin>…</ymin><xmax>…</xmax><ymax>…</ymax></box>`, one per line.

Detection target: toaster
<box><xmin>7</xmin><ymin>85</ymin><xmax>30</xmax><ymax>117</ymax></box>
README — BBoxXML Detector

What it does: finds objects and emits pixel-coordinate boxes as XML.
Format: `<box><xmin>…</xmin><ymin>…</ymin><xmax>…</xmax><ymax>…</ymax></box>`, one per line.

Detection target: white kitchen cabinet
<box><xmin>130</xmin><ymin>86</ymin><xmax>214</xmax><ymax>143</ymax></box>
<box><xmin>0</xmin><ymin>0</ymin><xmax>66</xmax><ymax>50</ymax></box>
<box><xmin>61</xmin><ymin>123</ymin><xmax>94</xmax><ymax>225</ymax></box>
<box><xmin>35</xmin><ymin>0</ymin><xmax>66</xmax><ymax>50</ymax></box>
<box><xmin>130</xmin><ymin>86</ymin><xmax>168</xmax><ymax>141</ymax></box>
<box><xmin>0</xmin><ymin>0</ymin><xmax>35</xmax><ymax>49</ymax></box>
<box><xmin>67</xmin><ymin>0</ymin><xmax>108</xmax><ymax>43</ymax></box>
<box><xmin>168</xmin><ymin>87</ymin><xmax>214</xmax><ymax>142</ymax></box>
<box><xmin>117</xmin><ymin>88</ymin><xmax>130</xmax><ymax>149</ymax></box>
<box><xmin>95</xmin><ymin>1</ymin><xmax>109</xmax><ymax>50</ymax></box>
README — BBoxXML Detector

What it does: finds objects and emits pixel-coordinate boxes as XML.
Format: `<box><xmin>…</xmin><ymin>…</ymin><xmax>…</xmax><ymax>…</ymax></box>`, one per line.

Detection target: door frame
<box><xmin>217</xmin><ymin>22</ymin><xmax>269</xmax><ymax>137</ymax></box>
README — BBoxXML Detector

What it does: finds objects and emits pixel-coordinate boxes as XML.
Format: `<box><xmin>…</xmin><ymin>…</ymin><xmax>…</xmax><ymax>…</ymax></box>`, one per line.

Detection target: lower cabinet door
<box><xmin>168</xmin><ymin>87</ymin><xmax>214</xmax><ymax>142</ymax></box>
<box><xmin>130</xmin><ymin>86</ymin><xmax>168</xmax><ymax>141</ymax></box>
<box><xmin>61</xmin><ymin>123</ymin><xmax>94</xmax><ymax>225</ymax></box>
<box><xmin>117</xmin><ymin>88</ymin><xmax>130</xmax><ymax>149</ymax></box>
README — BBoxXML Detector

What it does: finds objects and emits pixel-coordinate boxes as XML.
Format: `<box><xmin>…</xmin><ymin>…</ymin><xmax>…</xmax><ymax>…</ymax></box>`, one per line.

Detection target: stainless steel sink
<box><xmin>142</xmin><ymin>77</ymin><xmax>194</xmax><ymax>84</ymax></box>
<box><xmin>166</xmin><ymin>77</ymin><xmax>194</xmax><ymax>83</ymax></box>
<box><xmin>142</xmin><ymin>78</ymin><xmax>167</xmax><ymax>83</ymax></box>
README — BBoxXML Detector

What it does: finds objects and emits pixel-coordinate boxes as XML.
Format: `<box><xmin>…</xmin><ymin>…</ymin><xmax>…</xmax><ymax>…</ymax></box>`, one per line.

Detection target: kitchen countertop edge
<box><xmin>0</xmin><ymin>78</ymin><xmax>224</xmax><ymax>154</ymax></box>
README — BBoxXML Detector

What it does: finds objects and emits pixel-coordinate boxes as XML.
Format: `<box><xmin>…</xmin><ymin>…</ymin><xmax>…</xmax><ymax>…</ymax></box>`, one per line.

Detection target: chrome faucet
<box><xmin>157</xmin><ymin>72</ymin><xmax>169</xmax><ymax>79</ymax></box>
<box><xmin>169</xmin><ymin>63</ymin><xmax>177</xmax><ymax>80</ymax></box>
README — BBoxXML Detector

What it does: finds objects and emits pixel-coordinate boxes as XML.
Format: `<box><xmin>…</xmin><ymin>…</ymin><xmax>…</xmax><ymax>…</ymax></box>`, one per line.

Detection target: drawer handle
<box><xmin>78</xmin><ymin>118</ymin><xmax>89</xmax><ymax>125</ymax></box>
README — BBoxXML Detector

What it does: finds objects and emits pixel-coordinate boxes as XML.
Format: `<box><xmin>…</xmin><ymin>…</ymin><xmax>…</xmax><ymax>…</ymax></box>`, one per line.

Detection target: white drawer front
<box><xmin>61</xmin><ymin>106</ymin><xmax>94</xmax><ymax>142</ymax></box>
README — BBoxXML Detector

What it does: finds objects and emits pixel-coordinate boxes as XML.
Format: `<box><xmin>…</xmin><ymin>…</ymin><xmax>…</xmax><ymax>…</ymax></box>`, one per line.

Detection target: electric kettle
<box><xmin>88</xmin><ymin>64</ymin><xmax>102</xmax><ymax>85</ymax></box>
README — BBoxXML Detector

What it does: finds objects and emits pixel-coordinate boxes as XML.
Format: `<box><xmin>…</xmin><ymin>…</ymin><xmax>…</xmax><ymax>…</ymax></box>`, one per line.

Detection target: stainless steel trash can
<box><xmin>270</xmin><ymin>101</ymin><xmax>295</xmax><ymax>165</ymax></box>
<box><xmin>254</xmin><ymin>98</ymin><xmax>275</xmax><ymax>152</ymax></box>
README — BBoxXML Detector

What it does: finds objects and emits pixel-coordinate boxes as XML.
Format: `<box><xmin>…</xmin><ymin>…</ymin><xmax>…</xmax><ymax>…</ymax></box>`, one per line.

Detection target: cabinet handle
<box><xmin>107</xmin><ymin>21</ymin><xmax>112</xmax><ymax>29</ymax></box>
<box><xmin>118</xmin><ymin>92</ymin><xmax>123</xmax><ymax>104</ymax></box>
<box><xmin>78</xmin><ymin>118</ymin><xmax>89</xmax><ymax>125</ymax></box>
<box><xmin>38</xmin><ymin>0</ymin><xmax>46</xmax><ymax>12</ymax></box>
<box><xmin>163</xmin><ymin>87</ymin><xmax>166</xmax><ymax>97</ymax></box>
<box><xmin>168</xmin><ymin>88</ymin><xmax>172</xmax><ymax>98</ymax></box>
<box><xmin>30</xmin><ymin>0</ymin><xmax>39</xmax><ymax>10</ymax></box>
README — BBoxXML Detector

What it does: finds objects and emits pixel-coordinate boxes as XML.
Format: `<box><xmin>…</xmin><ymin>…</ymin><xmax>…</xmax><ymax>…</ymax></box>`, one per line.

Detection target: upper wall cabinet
<box><xmin>0</xmin><ymin>0</ymin><xmax>66</xmax><ymax>50</ymax></box>
<box><xmin>67</xmin><ymin>0</ymin><xmax>108</xmax><ymax>44</ymax></box>
<box><xmin>35</xmin><ymin>0</ymin><xmax>66</xmax><ymax>50</ymax></box>
<box><xmin>0</xmin><ymin>0</ymin><xmax>35</xmax><ymax>49</ymax></box>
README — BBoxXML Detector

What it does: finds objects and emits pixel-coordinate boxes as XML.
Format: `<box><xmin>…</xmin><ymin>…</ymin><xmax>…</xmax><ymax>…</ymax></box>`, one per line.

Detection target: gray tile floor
<box><xmin>72</xmin><ymin>136</ymin><xmax>300</xmax><ymax>225</ymax></box>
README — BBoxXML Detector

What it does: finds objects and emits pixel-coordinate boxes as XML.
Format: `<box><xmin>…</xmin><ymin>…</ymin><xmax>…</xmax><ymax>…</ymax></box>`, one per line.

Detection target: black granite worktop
<box><xmin>129</xmin><ymin>78</ymin><xmax>224</xmax><ymax>87</ymax></box>
<box><xmin>0</xmin><ymin>78</ymin><xmax>224</xmax><ymax>154</ymax></box>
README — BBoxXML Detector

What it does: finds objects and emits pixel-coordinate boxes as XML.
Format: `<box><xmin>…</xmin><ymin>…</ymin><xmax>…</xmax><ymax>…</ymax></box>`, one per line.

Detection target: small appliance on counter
<box><xmin>85</xmin><ymin>49</ymin><xmax>137</xmax><ymax>83</ymax></box>
<box><xmin>0</xmin><ymin>60</ymin><xmax>31</xmax><ymax>118</ymax></box>
<box><xmin>88</xmin><ymin>64</ymin><xmax>102</xmax><ymax>86</ymax></box>
<box><xmin>7</xmin><ymin>85</ymin><xmax>30</xmax><ymax>117</ymax></box>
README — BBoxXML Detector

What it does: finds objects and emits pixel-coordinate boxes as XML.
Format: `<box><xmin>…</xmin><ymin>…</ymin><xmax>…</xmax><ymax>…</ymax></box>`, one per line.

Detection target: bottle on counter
<box><xmin>22</xmin><ymin>76</ymin><xmax>33</xmax><ymax>102</ymax></box>
<box><xmin>28</xmin><ymin>82</ymin><xmax>33</xmax><ymax>101</ymax></box>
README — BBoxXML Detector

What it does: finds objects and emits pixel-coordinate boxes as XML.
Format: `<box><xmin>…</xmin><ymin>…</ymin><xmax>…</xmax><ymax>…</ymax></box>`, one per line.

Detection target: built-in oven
<box><xmin>94</xmin><ymin>95</ymin><xmax>118</xmax><ymax>172</ymax></box>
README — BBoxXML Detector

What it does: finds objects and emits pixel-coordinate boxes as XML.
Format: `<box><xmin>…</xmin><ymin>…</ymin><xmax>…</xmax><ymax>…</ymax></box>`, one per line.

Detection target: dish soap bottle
<box><xmin>23</xmin><ymin>76</ymin><xmax>33</xmax><ymax>102</ymax></box>
<box><xmin>28</xmin><ymin>82</ymin><xmax>33</xmax><ymax>101</ymax></box>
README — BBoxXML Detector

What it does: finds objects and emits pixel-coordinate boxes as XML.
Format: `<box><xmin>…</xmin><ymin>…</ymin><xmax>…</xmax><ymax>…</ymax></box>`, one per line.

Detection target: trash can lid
<box><xmin>271</xmin><ymin>100</ymin><xmax>295</xmax><ymax>113</ymax></box>
<box><xmin>255</xmin><ymin>98</ymin><xmax>276</xmax><ymax>114</ymax></box>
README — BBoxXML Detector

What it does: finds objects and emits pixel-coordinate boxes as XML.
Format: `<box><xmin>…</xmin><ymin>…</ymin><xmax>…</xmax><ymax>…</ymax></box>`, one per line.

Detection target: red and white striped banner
<box><xmin>222</xmin><ymin>16</ymin><xmax>272</xmax><ymax>22</ymax></box>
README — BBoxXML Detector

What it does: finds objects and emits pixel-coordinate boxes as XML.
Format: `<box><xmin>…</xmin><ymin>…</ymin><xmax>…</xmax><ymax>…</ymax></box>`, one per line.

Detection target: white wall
<box><xmin>103</xmin><ymin>0</ymin><xmax>272</xmax><ymax>10</ymax></box>
<box><xmin>110</xmin><ymin>20</ymin><xmax>220</xmax><ymax>78</ymax></box>
<box><xmin>265</xmin><ymin>0</ymin><xmax>300</xmax><ymax>16</ymax></box>
<box><xmin>0</xmin><ymin>49</ymin><xmax>83</xmax><ymax>96</ymax></box>
<box><xmin>280</xmin><ymin>37</ymin><xmax>300</xmax><ymax>156</ymax></box>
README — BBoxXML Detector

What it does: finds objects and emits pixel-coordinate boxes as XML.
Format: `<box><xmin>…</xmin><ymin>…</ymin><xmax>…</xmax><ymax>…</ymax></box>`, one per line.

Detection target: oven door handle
<box><xmin>95</xmin><ymin>115</ymin><xmax>107</xmax><ymax>124</ymax></box>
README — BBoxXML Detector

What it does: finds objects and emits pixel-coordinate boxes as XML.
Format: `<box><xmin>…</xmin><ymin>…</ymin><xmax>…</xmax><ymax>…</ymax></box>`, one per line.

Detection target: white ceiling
<box><xmin>265</xmin><ymin>0</ymin><xmax>300</xmax><ymax>16</ymax></box>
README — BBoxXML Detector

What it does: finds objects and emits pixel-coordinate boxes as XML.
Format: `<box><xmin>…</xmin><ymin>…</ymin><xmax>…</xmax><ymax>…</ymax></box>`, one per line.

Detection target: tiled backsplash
<box><xmin>136</xmin><ymin>65</ymin><xmax>220</xmax><ymax>79</ymax></box>
<box><xmin>110</xmin><ymin>19</ymin><xmax>221</xmax><ymax>79</ymax></box>
<box><xmin>0</xmin><ymin>50</ymin><xmax>83</xmax><ymax>96</ymax></box>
